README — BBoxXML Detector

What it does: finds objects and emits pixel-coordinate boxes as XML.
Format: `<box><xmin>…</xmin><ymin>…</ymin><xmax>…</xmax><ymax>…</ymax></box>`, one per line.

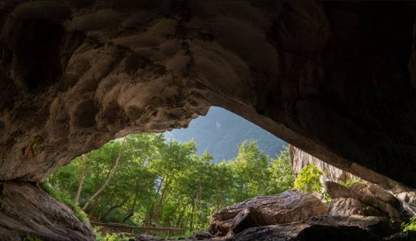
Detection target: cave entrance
<box><xmin>44</xmin><ymin>106</ymin><xmax>293</xmax><ymax>238</ymax></box>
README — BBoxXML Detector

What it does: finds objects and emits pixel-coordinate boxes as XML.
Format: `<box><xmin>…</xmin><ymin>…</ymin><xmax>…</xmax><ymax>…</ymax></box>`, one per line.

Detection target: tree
<box><xmin>229</xmin><ymin>141</ymin><xmax>271</xmax><ymax>202</ymax></box>
<box><xmin>267</xmin><ymin>146</ymin><xmax>295</xmax><ymax>194</ymax></box>
<box><xmin>46</xmin><ymin>134</ymin><xmax>296</xmax><ymax>236</ymax></box>
<box><xmin>82</xmin><ymin>139</ymin><xmax>126</xmax><ymax>211</ymax></box>
<box><xmin>294</xmin><ymin>163</ymin><xmax>323</xmax><ymax>194</ymax></box>
<box><xmin>74</xmin><ymin>154</ymin><xmax>88</xmax><ymax>205</ymax></box>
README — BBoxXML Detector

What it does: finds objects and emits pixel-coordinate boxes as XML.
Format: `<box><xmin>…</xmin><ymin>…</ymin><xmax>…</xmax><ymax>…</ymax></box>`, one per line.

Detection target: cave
<box><xmin>1</xmin><ymin>1</ymin><xmax>416</xmax><ymax>240</ymax></box>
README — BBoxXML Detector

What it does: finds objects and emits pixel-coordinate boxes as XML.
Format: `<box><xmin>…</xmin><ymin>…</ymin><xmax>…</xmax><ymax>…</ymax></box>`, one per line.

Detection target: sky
<box><xmin>164</xmin><ymin>107</ymin><xmax>287</xmax><ymax>162</ymax></box>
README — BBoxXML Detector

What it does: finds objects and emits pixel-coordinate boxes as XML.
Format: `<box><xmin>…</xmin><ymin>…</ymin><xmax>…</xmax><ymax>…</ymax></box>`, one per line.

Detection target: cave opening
<box><xmin>40</xmin><ymin>106</ymin><xmax>416</xmax><ymax>241</ymax></box>
<box><xmin>1</xmin><ymin>1</ymin><xmax>416</xmax><ymax>240</ymax></box>
<box><xmin>44</xmin><ymin>106</ymin><xmax>296</xmax><ymax>239</ymax></box>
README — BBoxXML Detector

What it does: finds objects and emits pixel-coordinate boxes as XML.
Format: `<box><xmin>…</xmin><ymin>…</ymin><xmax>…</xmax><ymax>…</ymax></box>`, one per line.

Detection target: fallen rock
<box><xmin>209</xmin><ymin>190</ymin><xmax>327</xmax><ymax>237</ymax></box>
<box><xmin>351</xmin><ymin>183</ymin><xmax>400</xmax><ymax>209</ymax></box>
<box><xmin>230</xmin><ymin>223</ymin><xmax>380</xmax><ymax>241</ymax></box>
<box><xmin>190</xmin><ymin>230</ymin><xmax>212</xmax><ymax>240</ymax></box>
<box><xmin>229</xmin><ymin>215</ymin><xmax>396</xmax><ymax>241</ymax></box>
<box><xmin>329</xmin><ymin>197</ymin><xmax>367</xmax><ymax>216</ymax></box>
<box><xmin>325</xmin><ymin>182</ymin><xmax>401</xmax><ymax>220</ymax></box>
<box><xmin>307</xmin><ymin>215</ymin><xmax>399</xmax><ymax>238</ymax></box>
<box><xmin>229</xmin><ymin>207</ymin><xmax>265</xmax><ymax>235</ymax></box>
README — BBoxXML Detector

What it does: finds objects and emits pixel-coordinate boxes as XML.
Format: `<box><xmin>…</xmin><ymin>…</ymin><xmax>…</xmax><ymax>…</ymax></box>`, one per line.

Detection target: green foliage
<box><xmin>294</xmin><ymin>164</ymin><xmax>323</xmax><ymax>193</ymax></box>
<box><xmin>267</xmin><ymin>147</ymin><xmax>295</xmax><ymax>194</ymax></box>
<box><xmin>39</xmin><ymin>182</ymin><xmax>88</xmax><ymax>223</ymax></box>
<box><xmin>48</xmin><ymin>134</ymin><xmax>294</xmax><ymax>235</ymax></box>
<box><xmin>95</xmin><ymin>230</ymin><xmax>131</xmax><ymax>241</ymax></box>
<box><xmin>339</xmin><ymin>179</ymin><xmax>359</xmax><ymax>188</ymax></box>
<box><xmin>229</xmin><ymin>141</ymin><xmax>271</xmax><ymax>201</ymax></box>
<box><xmin>22</xmin><ymin>237</ymin><xmax>43</xmax><ymax>241</ymax></box>
<box><xmin>293</xmin><ymin>163</ymin><xmax>330</xmax><ymax>202</ymax></box>
<box><xmin>402</xmin><ymin>217</ymin><xmax>416</xmax><ymax>232</ymax></box>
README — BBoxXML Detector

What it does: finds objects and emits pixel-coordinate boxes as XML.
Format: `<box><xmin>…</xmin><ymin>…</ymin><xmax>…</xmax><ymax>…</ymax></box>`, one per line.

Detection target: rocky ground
<box><xmin>175</xmin><ymin>183</ymin><xmax>416</xmax><ymax>241</ymax></box>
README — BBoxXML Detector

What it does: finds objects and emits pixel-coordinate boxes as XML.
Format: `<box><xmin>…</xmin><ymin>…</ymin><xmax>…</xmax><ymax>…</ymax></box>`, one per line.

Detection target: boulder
<box><xmin>307</xmin><ymin>215</ymin><xmax>399</xmax><ymax>238</ymax></box>
<box><xmin>329</xmin><ymin>198</ymin><xmax>367</xmax><ymax>216</ymax></box>
<box><xmin>229</xmin><ymin>215</ymin><xmax>390</xmax><ymax>241</ymax></box>
<box><xmin>351</xmin><ymin>183</ymin><xmax>399</xmax><ymax>208</ymax></box>
<box><xmin>190</xmin><ymin>230</ymin><xmax>212</xmax><ymax>240</ymax></box>
<box><xmin>209</xmin><ymin>190</ymin><xmax>327</xmax><ymax>237</ymax></box>
<box><xmin>325</xmin><ymin>182</ymin><xmax>401</xmax><ymax>221</ymax></box>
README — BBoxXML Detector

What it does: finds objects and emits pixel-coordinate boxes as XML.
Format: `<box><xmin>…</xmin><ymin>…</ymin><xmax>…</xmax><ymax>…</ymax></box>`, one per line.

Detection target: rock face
<box><xmin>289</xmin><ymin>145</ymin><xmax>414</xmax><ymax>195</ymax></box>
<box><xmin>289</xmin><ymin>145</ymin><xmax>360</xmax><ymax>184</ymax></box>
<box><xmin>1</xmin><ymin>1</ymin><xmax>416</xmax><ymax>238</ymax></box>
<box><xmin>0</xmin><ymin>181</ymin><xmax>95</xmax><ymax>241</ymax></box>
<box><xmin>396</xmin><ymin>192</ymin><xmax>416</xmax><ymax>216</ymax></box>
<box><xmin>291</xmin><ymin>146</ymin><xmax>416</xmax><ymax>219</ymax></box>
<box><xmin>209</xmin><ymin>190</ymin><xmax>327</xmax><ymax>237</ymax></box>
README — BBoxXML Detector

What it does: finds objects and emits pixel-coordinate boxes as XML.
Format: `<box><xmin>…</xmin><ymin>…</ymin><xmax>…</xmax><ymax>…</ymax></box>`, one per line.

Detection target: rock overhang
<box><xmin>0</xmin><ymin>1</ymin><xmax>415</xmax><ymax>190</ymax></box>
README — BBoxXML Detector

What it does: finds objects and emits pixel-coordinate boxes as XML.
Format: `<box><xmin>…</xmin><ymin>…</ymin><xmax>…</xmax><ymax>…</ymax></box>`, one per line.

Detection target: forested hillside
<box><xmin>165</xmin><ymin>107</ymin><xmax>287</xmax><ymax>162</ymax></box>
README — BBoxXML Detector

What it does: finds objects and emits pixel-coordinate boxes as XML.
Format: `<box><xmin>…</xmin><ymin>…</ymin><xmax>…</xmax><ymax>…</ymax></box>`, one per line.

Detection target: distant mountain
<box><xmin>164</xmin><ymin>107</ymin><xmax>287</xmax><ymax>162</ymax></box>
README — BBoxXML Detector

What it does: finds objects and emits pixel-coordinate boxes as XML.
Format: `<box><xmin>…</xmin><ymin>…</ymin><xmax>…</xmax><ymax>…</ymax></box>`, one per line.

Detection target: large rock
<box><xmin>190</xmin><ymin>230</ymin><xmax>212</xmax><ymax>240</ymax></box>
<box><xmin>0</xmin><ymin>181</ymin><xmax>95</xmax><ymax>241</ymax></box>
<box><xmin>229</xmin><ymin>215</ymin><xmax>393</xmax><ymax>241</ymax></box>
<box><xmin>325</xmin><ymin>181</ymin><xmax>401</xmax><ymax>221</ymax></box>
<box><xmin>209</xmin><ymin>190</ymin><xmax>327</xmax><ymax>237</ymax></box>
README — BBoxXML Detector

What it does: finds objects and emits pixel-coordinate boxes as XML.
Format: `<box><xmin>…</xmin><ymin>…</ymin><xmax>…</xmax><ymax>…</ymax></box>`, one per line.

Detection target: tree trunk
<box><xmin>82</xmin><ymin>139</ymin><xmax>126</xmax><ymax>211</ymax></box>
<box><xmin>143</xmin><ymin>177</ymin><xmax>164</xmax><ymax>226</ymax></box>
<box><xmin>74</xmin><ymin>154</ymin><xmax>88</xmax><ymax>205</ymax></box>
<box><xmin>191</xmin><ymin>184</ymin><xmax>203</xmax><ymax>230</ymax></box>
<box><xmin>100</xmin><ymin>195</ymin><xmax>130</xmax><ymax>220</ymax></box>
<box><xmin>153</xmin><ymin>177</ymin><xmax>171</xmax><ymax>223</ymax></box>
<box><xmin>122</xmin><ymin>193</ymin><xmax>138</xmax><ymax>223</ymax></box>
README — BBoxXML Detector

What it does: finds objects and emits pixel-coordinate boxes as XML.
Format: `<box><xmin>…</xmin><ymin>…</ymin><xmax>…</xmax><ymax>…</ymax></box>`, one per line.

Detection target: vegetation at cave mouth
<box><xmin>45</xmin><ymin>133</ymin><xmax>295</xmax><ymax>237</ymax></box>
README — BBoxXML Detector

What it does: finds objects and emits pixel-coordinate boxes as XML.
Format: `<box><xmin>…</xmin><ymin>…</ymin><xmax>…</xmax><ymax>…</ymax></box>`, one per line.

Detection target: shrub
<box><xmin>294</xmin><ymin>164</ymin><xmax>330</xmax><ymax>202</ymax></box>
<box><xmin>23</xmin><ymin>237</ymin><xmax>43</xmax><ymax>241</ymax></box>
<box><xmin>402</xmin><ymin>217</ymin><xmax>416</xmax><ymax>232</ymax></box>
<box><xmin>95</xmin><ymin>229</ymin><xmax>132</xmax><ymax>241</ymax></box>
<box><xmin>294</xmin><ymin>164</ymin><xmax>323</xmax><ymax>193</ymax></box>
<box><xmin>339</xmin><ymin>179</ymin><xmax>360</xmax><ymax>188</ymax></box>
